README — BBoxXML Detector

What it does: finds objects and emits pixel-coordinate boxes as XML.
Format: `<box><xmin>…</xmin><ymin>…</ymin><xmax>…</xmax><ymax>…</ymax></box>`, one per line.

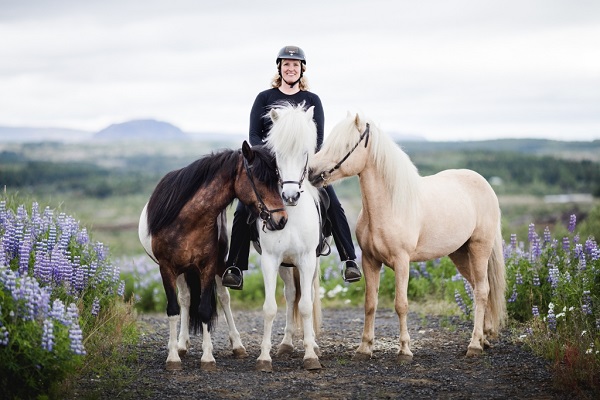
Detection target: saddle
<box><xmin>249</xmin><ymin>188</ymin><xmax>332</xmax><ymax>264</ymax></box>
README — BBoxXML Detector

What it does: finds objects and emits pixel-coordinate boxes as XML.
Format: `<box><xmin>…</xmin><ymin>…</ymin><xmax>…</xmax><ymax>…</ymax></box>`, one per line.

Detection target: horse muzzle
<box><xmin>262</xmin><ymin>213</ymin><xmax>287</xmax><ymax>231</ymax></box>
<box><xmin>308</xmin><ymin>170</ymin><xmax>327</xmax><ymax>187</ymax></box>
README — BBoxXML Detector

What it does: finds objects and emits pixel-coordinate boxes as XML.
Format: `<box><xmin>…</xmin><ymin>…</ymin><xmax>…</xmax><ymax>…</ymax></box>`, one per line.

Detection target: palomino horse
<box><xmin>309</xmin><ymin>113</ymin><xmax>506</xmax><ymax>361</ymax></box>
<box><xmin>139</xmin><ymin>142</ymin><xmax>287</xmax><ymax>370</ymax></box>
<box><xmin>254</xmin><ymin>103</ymin><xmax>324</xmax><ymax>372</ymax></box>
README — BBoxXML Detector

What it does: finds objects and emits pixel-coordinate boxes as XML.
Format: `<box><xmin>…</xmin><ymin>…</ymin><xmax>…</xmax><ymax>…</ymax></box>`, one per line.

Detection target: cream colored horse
<box><xmin>309</xmin><ymin>113</ymin><xmax>506</xmax><ymax>361</ymax></box>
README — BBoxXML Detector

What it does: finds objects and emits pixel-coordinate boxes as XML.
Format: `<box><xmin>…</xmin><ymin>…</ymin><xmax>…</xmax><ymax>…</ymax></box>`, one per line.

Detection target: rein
<box><xmin>243</xmin><ymin>156</ymin><xmax>286</xmax><ymax>231</ymax></box>
<box><xmin>319</xmin><ymin>123</ymin><xmax>370</xmax><ymax>187</ymax></box>
<box><xmin>278</xmin><ymin>152</ymin><xmax>309</xmax><ymax>191</ymax></box>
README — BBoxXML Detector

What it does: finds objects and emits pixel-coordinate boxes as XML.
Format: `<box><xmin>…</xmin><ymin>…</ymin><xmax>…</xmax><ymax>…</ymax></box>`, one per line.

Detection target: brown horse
<box><xmin>309</xmin><ymin>113</ymin><xmax>506</xmax><ymax>361</ymax></box>
<box><xmin>139</xmin><ymin>141</ymin><xmax>287</xmax><ymax>370</ymax></box>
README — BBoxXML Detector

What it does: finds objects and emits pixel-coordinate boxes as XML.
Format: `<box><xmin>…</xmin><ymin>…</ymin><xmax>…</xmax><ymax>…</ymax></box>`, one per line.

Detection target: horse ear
<box><xmin>354</xmin><ymin>114</ymin><xmax>362</xmax><ymax>129</ymax></box>
<box><xmin>242</xmin><ymin>140</ymin><xmax>255</xmax><ymax>163</ymax></box>
<box><xmin>306</xmin><ymin>106</ymin><xmax>314</xmax><ymax>120</ymax></box>
<box><xmin>269</xmin><ymin>109</ymin><xmax>279</xmax><ymax>122</ymax></box>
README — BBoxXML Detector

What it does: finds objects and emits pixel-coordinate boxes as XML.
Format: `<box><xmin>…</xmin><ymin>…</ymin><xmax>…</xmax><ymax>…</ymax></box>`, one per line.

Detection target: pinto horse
<box><xmin>254</xmin><ymin>104</ymin><xmax>324</xmax><ymax>372</ymax></box>
<box><xmin>309</xmin><ymin>113</ymin><xmax>506</xmax><ymax>361</ymax></box>
<box><xmin>138</xmin><ymin>142</ymin><xmax>287</xmax><ymax>370</ymax></box>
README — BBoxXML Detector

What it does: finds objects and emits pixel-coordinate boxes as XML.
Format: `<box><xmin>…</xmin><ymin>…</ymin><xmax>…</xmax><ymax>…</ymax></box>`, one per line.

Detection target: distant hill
<box><xmin>93</xmin><ymin>119</ymin><xmax>189</xmax><ymax>141</ymax></box>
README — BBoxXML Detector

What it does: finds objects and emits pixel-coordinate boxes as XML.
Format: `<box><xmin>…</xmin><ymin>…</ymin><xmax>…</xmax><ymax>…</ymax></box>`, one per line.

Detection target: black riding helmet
<box><xmin>276</xmin><ymin>45</ymin><xmax>306</xmax><ymax>65</ymax></box>
<box><xmin>276</xmin><ymin>46</ymin><xmax>306</xmax><ymax>88</ymax></box>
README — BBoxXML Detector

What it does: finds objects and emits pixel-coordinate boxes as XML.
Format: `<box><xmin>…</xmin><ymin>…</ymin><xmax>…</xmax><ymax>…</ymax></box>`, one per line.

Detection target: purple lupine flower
<box><xmin>547</xmin><ymin>303</ymin><xmax>556</xmax><ymax>331</ymax></box>
<box><xmin>568</xmin><ymin>214</ymin><xmax>576</xmax><ymax>233</ymax></box>
<box><xmin>41</xmin><ymin>318</ymin><xmax>55</xmax><ymax>351</ymax></box>
<box><xmin>562</xmin><ymin>236</ymin><xmax>570</xmax><ymax>252</ymax></box>
<box><xmin>510</xmin><ymin>234</ymin><xmax>517</xmax><ymax>250</ymax></box>
<box><xmin>585</xmin><ymin>238</ymin><xmax>598</xmax><ymax>258</ymax></box>
<box><xmin>574</xmin><ymin>234</ymin><xmax>580</xmax><ymax>245</ymax></box>
<box><xmin>117</xmin><ymin>280</ymin><xmax>126</xmax><ymax>297</ymax></box>
<box><xmin>532</xmin><ymin>272</ymin><xmax>540</xmax><ymax>286</ymax></box>
<box><xmin>91</xmin><ymin>297</ymin><xmax>100</xmax><ymax>316</ymax></box>
<box><xmin>18</xmin><ymin>234</ymin><xmax>33</xmax><ymax>276</ymax></box>
<box><xmin>516</xmin><ymin>271</ymin><xmax>523</xmax><ymax>285</ymax></box>
<box><xmin>543</xmin><ymin>227</ymin><xmax>552</xmax><ymax>246</ymax></box>
<box><xmin>68</xmin><ymin>322</ymin><xmax>86</xmax><ymax>355</ymax></box>
<box><xmin>508</xmin><ymin>285</ymin><xmax>518</xmax><ymax>303</ymax></box>
<box><xmin>531</xmin><ymin>234</ymin><xmax>542</xmax><ymax>261</ymax></box>
<box><xmin>409</xmin><ymin>266</ymin><xmax>420</xmax><ymax>278</ymax></box>
<box><xmin>582</xmin><ymin>291</ymin><xmax>592</xmax><ymax>315</ymax></box>
<box><xmin>0</xmin><ymin>242</ymin><xmax>7</xmax><ymax>267</ymax></box>
<box><xmin>94</xmin><ymin>242</ymin><xmax>107</xmax><ymax>262</ymax></box>
<box><xmin>76</xmin><ymin>228</ymin><xmax>89</xmax><ymax>245</ymax></box>
<box><xmin>454</xmin><ymin>289</ymin><xmax>470</xmax><ymax>315</ymax></box>
<box><xmin>49</xmin><ymin>299</ymin><xmax>69</xmax><ymax>325</ymax></box>
<box><xmin>0</xmin><ymin>325</ymin><xmax>8</xmax><ymax>346</ymax></box>
<box><xmin>532</xmin><ymin>305</ymin><xmax>540</xmax><ymax>318</ymax></box>
<box><xmin>463</xmin><ymin>278</ymin><xmax>474</xmax><ymax>301</ymax></box>
<box><xmin>547</xmin><ymin>264</ymin><xmax>559</xmax><ymax>289</ymax></box>
<box><xmin>419</xmin><ymin>262</ymin><xmax>430</xmax><ymax>279</ymax></box>
<box><xmin>528</xmin><ymin>223</ymin><xmax>536</xmax><ymax>243</ymax></box>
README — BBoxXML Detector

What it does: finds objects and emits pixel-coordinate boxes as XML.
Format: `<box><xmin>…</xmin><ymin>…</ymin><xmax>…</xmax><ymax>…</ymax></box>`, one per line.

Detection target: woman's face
<box><xmin>280</xmin><ymin>59</ymin><xmax>302</xmax><ymax>83</ymax></box>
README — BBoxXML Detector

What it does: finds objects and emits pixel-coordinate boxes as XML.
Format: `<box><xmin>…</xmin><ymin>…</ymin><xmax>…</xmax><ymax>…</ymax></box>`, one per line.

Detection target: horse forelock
<box><xmin>249</xmin><ymin>145</ymin><xmax>280</xmax><ymax>191</ymax></box>
<box><xmin>146</xmin><ymin>149</ymin><xmax>239</xmax><ymax>235</ymax></box>
<box><xmin>266</xmin><ymin>103</ymin><xmax>317</xmax><ymax>159</ymax></box>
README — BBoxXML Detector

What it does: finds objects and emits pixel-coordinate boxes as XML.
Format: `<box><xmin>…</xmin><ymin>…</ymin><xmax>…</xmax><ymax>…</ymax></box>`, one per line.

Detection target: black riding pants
<box><xmin>225</xmin><ymin>185</ymin><xmax>356</xmax><ymax>271</ymax></box>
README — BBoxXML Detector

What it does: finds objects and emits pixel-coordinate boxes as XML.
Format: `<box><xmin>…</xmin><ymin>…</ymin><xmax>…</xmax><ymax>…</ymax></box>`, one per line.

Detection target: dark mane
<box><xmin>146</xmin><ymin>145</ymin><xmax>278</xmax><ymax>235</ymax></box>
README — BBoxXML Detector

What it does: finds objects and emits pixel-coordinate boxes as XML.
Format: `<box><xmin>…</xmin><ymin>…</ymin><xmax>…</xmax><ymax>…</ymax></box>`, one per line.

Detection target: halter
<box><xmin>319</xmin><ymin>123</ymin><xmax>370</xmax><ymax>187</ymax></box>
<box><xmin>278</xmin><ymin>152</ymin><xmax>309</xmax><ymax>191</ymax></box>
<box><xmin>243</xmin><ymin>156</ymin><xmax>286</xmax><ymax>231</ymax></box>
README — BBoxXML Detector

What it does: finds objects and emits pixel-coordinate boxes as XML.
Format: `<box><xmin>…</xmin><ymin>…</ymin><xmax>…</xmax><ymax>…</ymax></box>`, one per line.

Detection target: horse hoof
<box><xmin>256</xmin><ymin>360</ymin><xmax>273</xmax><ymax>372</ymax></box>
<box><xmin>201</xmin><ymin>361</ymin><xmax>217</xmax><ymax>371</ymax></box>
<box><xmin>466</xmin><ymin>346</ymin><xmax>483</xmax><ymax>357</ymax></box>
<box><xmin>233</xmin><ymin>347</ymin><xmax>249</xmax><ymax>359</ymax></box>
<box><xmin>397</xmin><ymin>354</ymin><xmax>413</xmax><ymax>364</ymax></box>
<box><xmin>178</xmin><ymin>349</ymin><xmax>187</xmax><ymax>357</ymax></box>
<box><xmin>165</xmin><ymin>361</ymin><xmax>182</xmax><ymax>371</ymax></box>
<box><xmin>276</xmin><ymin>343</ymin><xmax>294</xmax><ymax>358</ymax></box>
<box><xmin>353</xmin><ymin>352</ymin><xmax>372</xmax><ymax>362</ymax></box>
<box><xmin>304</xmin><ymin>358</ymin><xmax>322</xmax><ymax>371</ymax></box>
<box><xmin>483</xmin><ymin>339</ymin><xmax>492</xmax><ymax>349</ymax></box>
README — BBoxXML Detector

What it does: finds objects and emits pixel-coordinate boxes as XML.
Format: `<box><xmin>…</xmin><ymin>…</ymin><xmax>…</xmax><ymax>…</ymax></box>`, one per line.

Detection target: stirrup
<box><xmin>222</xmin><ymin>266</ymin><xmax>243</xmax><ymax>290</ymax></box>
<box><xmin>342</xmin><ymin>260</ymin><xmax>362</xmax><ymax>283</ymax></box>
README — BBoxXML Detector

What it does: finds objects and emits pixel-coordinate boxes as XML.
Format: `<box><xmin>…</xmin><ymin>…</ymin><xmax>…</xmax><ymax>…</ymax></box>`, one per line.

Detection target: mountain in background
<box><xmin>92</xmin><ymin>119</ymin><xmax>189</xmax><ymax>141</ymax></box>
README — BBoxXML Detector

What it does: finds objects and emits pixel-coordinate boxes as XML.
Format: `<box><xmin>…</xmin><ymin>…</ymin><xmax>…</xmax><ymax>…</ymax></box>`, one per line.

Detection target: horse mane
<box><xmin>329</xmin><ymin>114</ymin><xmax>422</xmax><ymax>216</ymax></box>
<box><xmin>147</xmin><ymin>145</ymin><xmax>278</xmax><ymax>235</ymax></box>
<box><xmin>265</xmin><ymin>102</ymin><xmax>317</xmax><ymax>158</ymax></box>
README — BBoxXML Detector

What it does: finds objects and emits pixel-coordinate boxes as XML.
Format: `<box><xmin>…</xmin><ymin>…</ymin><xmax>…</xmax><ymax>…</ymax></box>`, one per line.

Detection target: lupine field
<box><xmin>1</xmin><ymin>195</ymin><xmax>599</xmax><ymax>397</ymax></box>
<box><xmin>0</xmin><ymin>198</ymin><xmax>136</xmax><ymax>399</ymax></box>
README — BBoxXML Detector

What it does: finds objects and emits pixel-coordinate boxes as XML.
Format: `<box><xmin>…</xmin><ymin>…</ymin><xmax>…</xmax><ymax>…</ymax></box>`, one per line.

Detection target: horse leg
<box><xmin>176</xmin><ymin>275</ymin><xmax>191</xmax><ymax>357</ymax></box>
<box><xmin>393</xmin><ymin>255</ymin><xmax>413</xmax><ymax>362</ymax></box>
<box><xmin>276</xmin><ymin>266</ymin><xmax>296</xmax><ymax>357</ymax></box>
<box><xmin>256</xmin><ymin>258</ymin><xmax>280</xmax><ymax>372</ymax></box>
<box><xmin>200</xmin><ymin>322</ymin><xmax>217</xmax><ymax>371</ymax></box>
<box><xmin>160</xmin><ymin>266</ymin><xmax>182</xmax><ymax>370</ymax></box>
<box><xmin>355</xmin><ymin>253</ymin><xmax>382</xmax><ymax>361</ymax></box>
<box><xmin>297</xmin><ymin>256</ymin><xmax>321</xmax><ymax>370</ymax></box>
<box><xmin>215</xmin><ymin>276</ymin><xmax>248</xmax><ymax>358</ymax></box>
<box><xmin>450</xmin><ymin>249</ymin><xmax>491</xmax><ymax>356</ymax></box>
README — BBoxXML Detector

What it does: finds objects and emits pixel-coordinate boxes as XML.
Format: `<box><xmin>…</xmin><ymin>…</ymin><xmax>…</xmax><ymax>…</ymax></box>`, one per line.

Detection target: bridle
<box><xmin>277</xmin><ymin>152</ymin><xmax>309</xmax><ymax>191</ymax></box>
<box><xmin>319</xmin><ymin>123</ymin><xmax>370</xmax><ymax>187</ymax></box>
<box><xmin>243</xmin><ymin>156</ymin><xmax>286</xmax><ymax>231</ymax></box>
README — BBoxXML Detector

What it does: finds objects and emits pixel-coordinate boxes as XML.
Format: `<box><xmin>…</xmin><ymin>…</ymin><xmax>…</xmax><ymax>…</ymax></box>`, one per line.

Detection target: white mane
<box><xmin>265</xmin><ymin>103</ymin><xmax>317</xmax><ymax>159</ymax></box>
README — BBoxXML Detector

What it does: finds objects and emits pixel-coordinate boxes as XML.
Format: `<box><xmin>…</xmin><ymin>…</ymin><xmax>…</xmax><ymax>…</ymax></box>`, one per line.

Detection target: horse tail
<box><xmin>185</xmin><ymin>268</ymin><xmax>217</xmax><ymax>335</ymax></box>
<box><xmin>487</xmin><ymin>218</ymin><xmax>507</xmax><ymax>336</ymax></box>
<box><xmin>291</xmin><ymin>264</ymin><xmax>322</xmax><ymax>337</ymax></box>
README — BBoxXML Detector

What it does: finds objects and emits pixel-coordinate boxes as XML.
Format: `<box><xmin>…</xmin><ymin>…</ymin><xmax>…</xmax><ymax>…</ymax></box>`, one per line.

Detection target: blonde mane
<box><xmin>327</xmin><ymin>115</ymin><xmax>421</xmax><ymax>216</ymax></box>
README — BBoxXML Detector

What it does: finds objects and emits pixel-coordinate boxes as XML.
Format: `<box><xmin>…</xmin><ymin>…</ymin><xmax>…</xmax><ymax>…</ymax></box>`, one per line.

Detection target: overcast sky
<box><xmin>1</xmin><ymin>0</ymin><xmax>599</xmax><ymax>141</ymax></box>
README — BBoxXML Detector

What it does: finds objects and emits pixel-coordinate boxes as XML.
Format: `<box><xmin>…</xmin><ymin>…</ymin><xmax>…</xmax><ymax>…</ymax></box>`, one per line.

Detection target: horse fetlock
<box><xmin>466</xmin><ymin>345</ymin><xmax>484</xmax><ymax>357</ymax></box>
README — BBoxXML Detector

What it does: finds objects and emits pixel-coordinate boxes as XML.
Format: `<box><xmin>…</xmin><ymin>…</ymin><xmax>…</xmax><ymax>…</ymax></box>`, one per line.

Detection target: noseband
<box><xmin>319</xmin><ymin>123</ymin><xmax>370</xmax><ymax>187</ymax></box>
<box><xmin>278</xmin><ymin>153</ymin><xmax>309</xmax><ymax>192</ymax></box>
<box><xmin>243</xmin><ymin>156</ymin><xmax>286</xmax><ymax>231</ymax></box>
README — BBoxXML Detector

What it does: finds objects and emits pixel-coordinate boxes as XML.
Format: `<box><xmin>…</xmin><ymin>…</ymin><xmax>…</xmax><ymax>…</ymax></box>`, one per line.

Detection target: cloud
<box><xmin>1</xmin><ymin>0</ymin><xmax>599</xmax><ymax>140</ymax></box>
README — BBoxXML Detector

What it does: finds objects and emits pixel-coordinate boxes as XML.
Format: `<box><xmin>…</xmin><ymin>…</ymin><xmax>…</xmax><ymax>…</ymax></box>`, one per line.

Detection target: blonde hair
<box><xmin>271</xmin><ymin>63</ymin><xmax>309</xmax><ymax>91</ymax></box>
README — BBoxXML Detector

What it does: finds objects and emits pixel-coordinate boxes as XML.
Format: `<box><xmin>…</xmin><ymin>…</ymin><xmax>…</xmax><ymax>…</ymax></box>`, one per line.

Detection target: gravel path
<box><xmin>74</xmin><ymin>307</ymin><xmax>575</xmax><ymax>399</ymax></box>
